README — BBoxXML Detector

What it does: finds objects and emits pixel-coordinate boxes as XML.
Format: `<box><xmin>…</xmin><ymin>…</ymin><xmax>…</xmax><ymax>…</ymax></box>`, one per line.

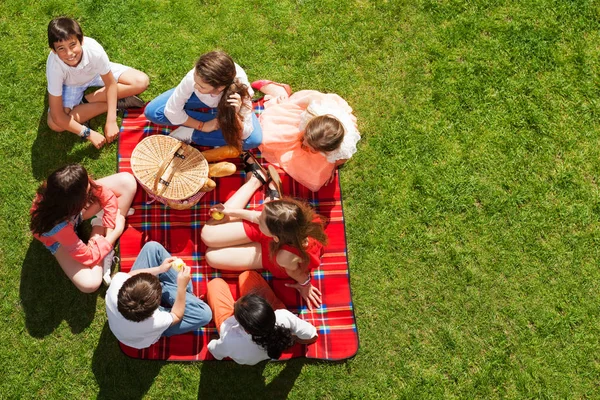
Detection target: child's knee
<box><xmin>200</xmin><ymin>228</ymin><xmax>215</xmax><ymax>248</ymax></box>
<box><xmin>134</xmin><ymin>72</ymin><xmax>150</xmax><ymax>92</ymax></box>
<box><xmin>203</xmin><ymin>248</ymin><xmax>218</xmax><ymax>266</ymax></box>
<box><xmin>46</xmin><ymin>114</ymin><xmax>63</xmax><ymax>132</ymax></box>
<box><xmin>74</xmin><ymin>277</ymin><xmax>101</xmax><ymax>294</ymax></box>
<box><xmin>119</xmin><ymin>172</ymin><xmax>137</xmax><ymax>193</ymax></box>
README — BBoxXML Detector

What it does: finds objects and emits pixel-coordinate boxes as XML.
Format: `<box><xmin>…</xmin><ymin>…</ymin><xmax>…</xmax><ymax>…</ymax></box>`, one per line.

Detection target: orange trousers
<box><xmin>207</xmin><ymin>271</ymin><xmax>286</xmax><ymax>331</ymax></box>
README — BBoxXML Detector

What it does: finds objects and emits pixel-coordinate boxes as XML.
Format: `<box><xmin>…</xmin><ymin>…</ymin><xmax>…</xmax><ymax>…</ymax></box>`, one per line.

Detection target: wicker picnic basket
<box><xmin>131</xmin><ymin>135</ymin><xmax>209</xmax><ymax>210</ymax></box>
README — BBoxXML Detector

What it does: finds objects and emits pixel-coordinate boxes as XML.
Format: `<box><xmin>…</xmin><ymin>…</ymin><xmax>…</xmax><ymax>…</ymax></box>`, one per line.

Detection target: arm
<box><xmin>128</xmin><ymin>256</ymin><xmax>177</xmax><ymax>277</ymax></box>
<box><xmin>52</xmin><ymin>223</ymin><xmax>114</xmax><ymax>267</ymax></box>
<box><xmin>280</xmin><ymin>309</ymin><xmax>318</xmax><ymax>343</ymax></box>
<box><xmin>48</xmin><ymin>95</ymin><xmax>106</xmax><ymax>149</ymax></box>
<box><xmin>278</xmin><ymin>251</ymin><xmax>322</xmax><ymax>310</ymax></box>
<box><xmin>100</xmin><ymin>72</ymin><xmax>119</xmax><ymax>143</ymax></box>
<box><xmin>90</xmin><ymin>182</ymin><xmax>119</xmax><ymax>229</ymax></box>
<box><xmin>164</xmin><ymin>71</ymin><xmax>206</xmax><ymax>127</ymax></box>
<box><xmin>210</xmin><ymin>203</ymin><xmax>261</xmax><ymax>224</ymax></box>
<box><xmin>169</xmin><ymin>265</ymin><xmax>192</xmax><ymax>325</ymax></box>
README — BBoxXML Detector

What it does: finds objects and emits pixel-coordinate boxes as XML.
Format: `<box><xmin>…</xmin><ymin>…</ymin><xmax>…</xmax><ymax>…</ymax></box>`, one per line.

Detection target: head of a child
<box><xmin>194</xmin><ymin>51</ymin><xmax>236</xmax><ymax>95</ymax></box>
<box><xmin>261</xmin><ymin>198</ymin><xmax>328</xmax><ymax>263</ymax></box>
<box><xmin>302</xmin><ymin>115</ymin><xmax>345</xmax><ymax>153</ymax></box>
<box><xmin>117</xmin><ymin>273</ymin><xmax>162</xmax><ymax>322</ymax></box>
<box><xmin>194</xmin><ymin>50</ymin><xmax>250</xmax><ymax>151</ymax></box>
<box><xmin>48</xmin><ymin>18</ymin><xmax>84</xmax><ymax>66</ymax></box>
<box><xmin>234</xmin><ymin>293</ymin><xmax>293</xmax><ymax>359</ymax></box>
<box><xmin>30</xmin><ymin>164</ymin><xmax>96</xmax><ymax>235</ymax></box>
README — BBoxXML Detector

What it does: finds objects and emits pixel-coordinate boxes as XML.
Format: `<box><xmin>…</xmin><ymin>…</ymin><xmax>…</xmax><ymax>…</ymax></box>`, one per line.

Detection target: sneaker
<box><xmin>117</xmin><ymin>95</ymin><xmax>145</xmax><ymax>110</ymax></box>
<box><xmin>102</xmin><ymin>250</ymin><xmax>116</xmax><ymax>286</ymax></box>
<box><xmin>168</xmin><ymin>126</ymin><xmax>194</xmax><ymax>144</ymax></box>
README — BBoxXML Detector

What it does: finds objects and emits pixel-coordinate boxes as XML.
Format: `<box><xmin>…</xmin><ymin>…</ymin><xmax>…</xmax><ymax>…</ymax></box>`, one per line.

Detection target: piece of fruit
<box><xmin>211</xmin><ymin>211</ymin><xmax>225</xmax><ymax>220</ymax></box>
<box><xmin>171</xmin><ymin>258</ymin><xmax>185</xmax><ymax>271</ymax></box>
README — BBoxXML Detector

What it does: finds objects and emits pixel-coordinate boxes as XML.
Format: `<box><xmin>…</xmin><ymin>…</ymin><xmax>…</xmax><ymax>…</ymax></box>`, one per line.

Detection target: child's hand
<box><xmin>159</xmin><ymin>256</ymin><xmax>179</xmax><ymax>273</ymax></box>
<box><xmin>208</xmin><ymin>203</ymin><xmax>230</xmax><ymax>224</ymax></box>
<box><xmin>177</xmin><ymin>265</ymin><xmax>191</xmax><ymax>287</ymax></box>
<box><xmin>202</xmin><ymin>118</ymin><xmax>219</xmax><ymax>132</ymax></box>
<box><xmin>227</xmin><ymin>93</ymin><xmax>242</xmax><ymax>113</ymax></box>
<box><xmin>285</xmin><ymin>282</ymin><xmax>322</xmax><ymax>310</ymax></box>
<box><xmin>88</xmin><ymin>130</ymin><xmax>106</xmax><ymax>149</ymax></box>
<box><xmin>104</xmin><ymin>121</ymin><xmax>119</xmax><ymax>143</ymax></box>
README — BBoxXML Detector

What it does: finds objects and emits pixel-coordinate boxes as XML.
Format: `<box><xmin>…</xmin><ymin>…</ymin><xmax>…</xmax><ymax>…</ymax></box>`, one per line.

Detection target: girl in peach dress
<box><xmin>253</xmin><ymin>80</ymin><xmax>360</xmax><ymax>192</ymax></box>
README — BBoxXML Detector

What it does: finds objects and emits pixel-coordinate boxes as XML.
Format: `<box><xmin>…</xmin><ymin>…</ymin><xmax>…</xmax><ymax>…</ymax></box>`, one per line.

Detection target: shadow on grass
<box><xmin>92</xmin><ymin>323</ymin><xmax>165</xmax><ymax>400</ymax></box>
<box><xmin>31</xmin><ymin>95</ymin><xmax>102</xmax><ymax>181</ymax></box>
<box><xmin>197</xmin><ymin>358</ymin><xmax>304</xmax><ymax>400</ymax></box>
<box><xmin>19</xmin><ymin>240</ymin><xmax>99</xmax><ymax>337</ymax></box>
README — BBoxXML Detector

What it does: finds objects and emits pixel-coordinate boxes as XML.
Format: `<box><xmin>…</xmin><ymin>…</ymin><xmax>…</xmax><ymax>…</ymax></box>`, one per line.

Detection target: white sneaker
<box><xmin>102</xmin><ymin>250</ymin><xmax>116</xmax><ymax>286</ymax></box>
<box><xmin>168</xmin><ymin>126</ymin><xmax>194</xmax><ymax>144</ymax></box>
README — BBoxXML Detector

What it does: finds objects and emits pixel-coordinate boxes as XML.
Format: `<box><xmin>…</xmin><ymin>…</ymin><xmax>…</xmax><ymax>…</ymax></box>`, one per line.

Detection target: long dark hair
<box><xmin>30</xmin><ymin>164</ymin><xmax>98</xmax><ymax>235</ymax></box>
<box><xmin>194</xmin><ymin>51</ymin><xmax>251</xmax><ymax>151</ymax></box>
<box><xmin>234</xmin><ymin>293</ymin><xmax>294</xmax><ymax>359</ymax></box>
<box><xmin>264</xmin><ymin>197</ymin><xmax>328</xmax><ymax>265</ymax></box>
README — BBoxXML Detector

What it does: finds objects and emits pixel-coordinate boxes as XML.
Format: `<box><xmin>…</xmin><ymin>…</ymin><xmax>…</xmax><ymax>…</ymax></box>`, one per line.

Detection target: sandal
<box><xmin>251</xmin><ymin>80</ymin><xmax>292</xmax><ymax>97</ymax></box>
<box><xmin>265</xmin><ymin>165</ymin><xmax>283</xmax><ymax>200</ymax></box>
<box><xmin>241</xmin><ymin>151</ymin><xmax>269</xmax><ymax>185</ymax></box>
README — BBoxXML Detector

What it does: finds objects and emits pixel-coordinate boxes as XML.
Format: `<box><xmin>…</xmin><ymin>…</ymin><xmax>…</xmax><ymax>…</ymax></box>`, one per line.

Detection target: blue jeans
<box><xmin>144</xmin><ymin>88</ymin><xmax>263</xmax><ymax>150</ymax></box>
<box><xmin>130</xmin><ymin>241</ymin><xmax>212</xmax><ymax>336</ymax></box>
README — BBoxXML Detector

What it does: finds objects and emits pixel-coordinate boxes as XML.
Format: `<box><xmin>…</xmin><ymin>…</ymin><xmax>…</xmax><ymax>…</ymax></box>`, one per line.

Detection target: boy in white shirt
<box><xmin>206</xmin><ymin>271</ymin><xmax>318</xmax><ymax>365</ymax></box>
<box><xmin>105</xmin><ymin>241</ymin><xmax>212</xmax><ymax>349</ymax></box>
<box><xmin>46</xmin><ymin>17</ymin><xmax>149</xmax><ymax>149</ymax></box>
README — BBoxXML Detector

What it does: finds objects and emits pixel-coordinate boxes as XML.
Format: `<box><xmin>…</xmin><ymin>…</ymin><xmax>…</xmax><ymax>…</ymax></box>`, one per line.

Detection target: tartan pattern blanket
<box><xmin>116</xmin><ymin>106</ymin><xmax>358</xmax><ymax>361</ymax></box>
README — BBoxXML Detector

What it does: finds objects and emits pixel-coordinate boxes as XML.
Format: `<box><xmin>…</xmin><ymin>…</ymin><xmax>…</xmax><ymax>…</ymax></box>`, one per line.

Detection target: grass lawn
<box><xmin>2</xmin><ymin>0</ymin><xmax>600</xmax><ymax>398</ymax></box>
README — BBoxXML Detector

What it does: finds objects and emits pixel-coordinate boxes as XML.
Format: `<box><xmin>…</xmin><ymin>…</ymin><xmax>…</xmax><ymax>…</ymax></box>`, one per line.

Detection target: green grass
<box><xmin>2</xmin><ymin>0</ymin><xmax>600</xmax><ymax>398</ymax></box>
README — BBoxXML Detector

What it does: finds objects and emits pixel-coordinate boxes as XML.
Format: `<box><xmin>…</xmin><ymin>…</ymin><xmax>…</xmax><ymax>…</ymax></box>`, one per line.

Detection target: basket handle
<box><xmin>153</xmin><ymin>141</ymin><xmax>185</xmax><ymax>195</ymax></box>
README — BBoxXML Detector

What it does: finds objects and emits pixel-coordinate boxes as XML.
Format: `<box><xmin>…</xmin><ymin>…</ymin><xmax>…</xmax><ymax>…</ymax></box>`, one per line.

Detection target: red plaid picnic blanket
<box><xmin>116</xmin><ymin>106</ymin><xmax>358</xmax><ymax>361</ymax></box>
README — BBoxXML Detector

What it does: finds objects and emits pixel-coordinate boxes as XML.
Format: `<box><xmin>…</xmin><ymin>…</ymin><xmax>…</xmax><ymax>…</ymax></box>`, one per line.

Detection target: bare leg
<box><xmin>85</xmin><ymin>69</ymin><xmax>149</xmax><ymax>103</ymax></box>
<box><xmin>54</xmin><ymin>229</ymin><xmax>104</xmax><ymax>293</ymax></box>
<box><xmin>200</xmin><ymin>174</ymin><xmax>263</xmax><ymax>247</ymax></box>
<box><xmin>47</xmin><ymin>103</ymin><xmax>109</xmax><ymax>129</ymax></box>
<box><xmin>94</xmin><ymin>172</ymin><xmax>137</xmax><ymax>216</ymax></box>
<box><xmin>204</xmin><ymin>243</ymin><xmax>263</xmax><ymax>271</ymax></box>
<box><xmin>260</xmin><ymin>83</ymin><xmax>290</xmax><ymax>98</ymax></box>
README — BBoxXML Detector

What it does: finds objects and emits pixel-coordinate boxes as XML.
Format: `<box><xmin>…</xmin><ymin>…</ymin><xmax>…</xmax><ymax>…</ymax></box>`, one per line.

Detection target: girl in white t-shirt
<box><xmin>145</xmin><ymin>51</ymin><xmax>262</xmax><ymax>156</ymax></box>
<box><xmin>207</xmin><ymin>271</ymin><xmax>318</xmax><ymax>365</ymax></box>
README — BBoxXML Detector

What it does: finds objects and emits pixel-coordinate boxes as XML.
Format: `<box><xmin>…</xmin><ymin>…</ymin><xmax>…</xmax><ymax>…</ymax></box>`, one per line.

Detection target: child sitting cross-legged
<box><xmin>46</xmin><ymin>17</ymin><xmax>149</xmax><ymax>149</ymax></box>
<box><xmin>105</xmin><ymin>241</ymin><xmax>212</xmax><ymax>349</ymax></box>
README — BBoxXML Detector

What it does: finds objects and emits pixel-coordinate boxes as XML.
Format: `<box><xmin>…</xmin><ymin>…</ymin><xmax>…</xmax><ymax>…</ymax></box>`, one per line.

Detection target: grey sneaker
<box><xmin>117</xmin><ymin>95</ymin><xmax>145</xmax><ymax>110</ymax></box>
<box><xmin>168</xmin><ymin>126</ymin><xmax>194</xmax><ymax>144</ymax></box>
<box><xmin>102</xmin><ymin>250</ymin><xmax>118</xmax><ymax>286</ymax></box>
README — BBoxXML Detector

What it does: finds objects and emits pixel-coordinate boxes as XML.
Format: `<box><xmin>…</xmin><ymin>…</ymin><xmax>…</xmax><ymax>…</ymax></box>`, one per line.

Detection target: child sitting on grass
<box><xmin>105</xmin><ymin>241</ymin><xmax>212</xmax><ymax>349</ymax></box>
<box><xmin>45</xmin><ymin>17</ymin><xmax>149</xmax><ymax>149</ymax></box>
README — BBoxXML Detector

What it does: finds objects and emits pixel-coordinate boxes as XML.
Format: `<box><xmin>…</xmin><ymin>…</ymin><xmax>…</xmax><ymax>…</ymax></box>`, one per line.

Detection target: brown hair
<box><xmin>30</xmin><ymin>164</ymin><xmax>99</xmax><ymax>235</ymax></box>
<box><xmin>48</xmin><ymin>17</ymin><xmax>83</xmax><ymax>49</ymax></box>
<box><xmin>117</xmin><ymin>273</ymin><xmax>162</xmax><ymax>322</ymax></box>
<box><xmin>303</xmin><ymin>115</ymin><xmax>345</xmax><ymax>153</ymax></box>
<box><xmin>264</xmin><ymin>197</ymin><xmax>328</xmax><ymax>265</ymax></box>
<box><xmin>194</xmin><ymin>51</ymin><xmax>251</xmax><ymax>151</ymax></box>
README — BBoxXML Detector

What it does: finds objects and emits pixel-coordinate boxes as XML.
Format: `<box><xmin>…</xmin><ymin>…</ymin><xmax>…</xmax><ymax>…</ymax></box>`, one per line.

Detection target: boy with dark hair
<box><xmin>46</xmin><ymin>17</ymin><xmax>149</xmax><ymax>149</ymax></box>
<box><xmin>105</xmin><ymin>242</ymin><xmax>212</xmax><ymax>349</ymax></box>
